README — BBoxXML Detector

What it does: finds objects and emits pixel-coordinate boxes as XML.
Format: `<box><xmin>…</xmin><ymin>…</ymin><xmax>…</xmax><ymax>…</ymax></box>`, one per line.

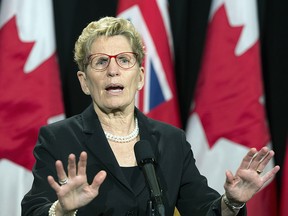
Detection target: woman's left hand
<box><xmin>224</xmin><ymin>146</ymin><xmax>280</xmax><ymax>203</ymax></box>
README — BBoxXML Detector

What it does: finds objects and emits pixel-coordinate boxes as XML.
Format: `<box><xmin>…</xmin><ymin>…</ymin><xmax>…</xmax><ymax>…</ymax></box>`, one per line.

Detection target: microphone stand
<box><xmin>146</xmin><ymin>197</ymin><xmax>165</xmax><ymax>216</ymax></box>
<box><xmin>134</xmin><ymin>141</ymin><xmax>165</xmax><ymax>216</ymax></box>
<box><xmin>146</xmin><ymin>200</ymin><xmax>155</xmax><ymax>216</ymax></box>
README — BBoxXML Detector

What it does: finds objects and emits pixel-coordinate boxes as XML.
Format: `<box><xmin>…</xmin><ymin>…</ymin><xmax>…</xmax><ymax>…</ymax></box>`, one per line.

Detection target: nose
<box><xmin>107</xmin><ymin>57</ymin><xmax>119</xmax><ymax>76</ymax></box>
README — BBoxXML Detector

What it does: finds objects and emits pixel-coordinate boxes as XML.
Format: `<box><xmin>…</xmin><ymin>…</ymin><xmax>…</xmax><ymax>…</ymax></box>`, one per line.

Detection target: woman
<box><xmin>21</xmin><ymin>16</ymin><xmax>280</xmax><ymax>216</ymax></box>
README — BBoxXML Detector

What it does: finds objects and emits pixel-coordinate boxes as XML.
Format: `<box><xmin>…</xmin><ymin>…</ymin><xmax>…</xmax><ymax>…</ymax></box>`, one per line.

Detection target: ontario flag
<box><xmin>0</xmin><ymin>0</ymin><xmax>65</xmax><ymax>215</ymax></box>
<box><xmin>117</xmin><ymin>0</ymin><xmax>181</xmax><ymax>128</ymax></box>
<box><xmin>186</xmin><ymin>1</ymin><xmax>278</xmax><ymax>216</ymax></box>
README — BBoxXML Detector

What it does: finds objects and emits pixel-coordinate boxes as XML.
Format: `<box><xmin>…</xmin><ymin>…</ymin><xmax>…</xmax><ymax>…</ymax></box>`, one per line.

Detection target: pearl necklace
<box><xmin>104</xmin><ymin>118</ymin><xmax>139</xmax><ymax>143</ymax></box>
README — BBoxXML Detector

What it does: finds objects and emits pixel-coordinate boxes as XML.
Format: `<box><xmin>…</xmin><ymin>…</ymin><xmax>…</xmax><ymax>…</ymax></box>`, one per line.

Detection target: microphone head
<box><xmin>134</xmin><ymin>140</ymin><xmax>156</xmax><ymax>167</ymax></box>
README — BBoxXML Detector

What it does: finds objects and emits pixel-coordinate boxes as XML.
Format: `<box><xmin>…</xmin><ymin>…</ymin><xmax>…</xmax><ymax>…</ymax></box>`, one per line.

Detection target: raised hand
<box><xmin>47</xmin><ymin>151</ymin><xmax>107</xmax><ymax>214</ymax></box>
<box><xmin>224</xmin><ymin>147</ymin><xmax>280</xmax><ymax>203</ymax></box>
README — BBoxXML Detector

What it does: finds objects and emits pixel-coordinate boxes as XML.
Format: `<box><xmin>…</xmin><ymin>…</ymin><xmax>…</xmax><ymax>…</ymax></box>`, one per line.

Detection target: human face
<box><xmin>77</xmin><ymin>35</ymin><xmax>144</xmax><ymax>114</ymax></box>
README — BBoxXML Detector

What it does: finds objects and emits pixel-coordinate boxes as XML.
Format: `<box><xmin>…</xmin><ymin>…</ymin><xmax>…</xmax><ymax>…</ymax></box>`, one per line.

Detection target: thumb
<box><xmin>91</xmin><ymin>170</ymin><xmax>107</xmax><ymax>190</ymax></box>
<box><xmin>225</xmin><ymin>170</ymin><xmax>234</xmax><ymax>185</ymax></box>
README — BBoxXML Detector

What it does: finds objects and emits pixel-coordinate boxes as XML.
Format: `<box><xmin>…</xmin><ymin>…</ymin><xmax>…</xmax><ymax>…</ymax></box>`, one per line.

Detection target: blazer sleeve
<box><xmin>176</xmin><ymin>131</ymin><xmax>247</xmax><ymax>216</ymax></box>
<box><xmin>21</xmin><ymin>126</ymin><xmax>62</xmax><ymax>216</ymax></box>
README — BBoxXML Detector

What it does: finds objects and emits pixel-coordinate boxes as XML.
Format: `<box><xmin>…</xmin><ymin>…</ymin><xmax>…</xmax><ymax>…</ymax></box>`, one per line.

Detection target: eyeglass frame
<box><xmin>86</xmin><ymin>52</ymin><xmax>139</xmax><ymax>71</ymax></box>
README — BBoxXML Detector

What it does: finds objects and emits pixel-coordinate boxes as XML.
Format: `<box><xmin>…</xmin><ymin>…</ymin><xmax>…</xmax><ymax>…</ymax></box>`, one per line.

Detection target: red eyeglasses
<box><xmin>87</xmin><ymin>52</ymin><xmax>138</xmax><ymax>71</ymax></box>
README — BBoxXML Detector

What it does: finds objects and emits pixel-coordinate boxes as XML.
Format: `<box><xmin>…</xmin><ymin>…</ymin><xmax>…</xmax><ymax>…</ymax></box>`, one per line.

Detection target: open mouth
<box><xmin>105</xmin><ymin>83</ymin><xmax>124</xmax><ymax>93</ymax></box>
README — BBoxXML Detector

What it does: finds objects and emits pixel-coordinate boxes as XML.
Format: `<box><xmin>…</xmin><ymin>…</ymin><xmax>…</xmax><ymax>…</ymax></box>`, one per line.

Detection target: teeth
<box><xmin>108</xmin><ymin>89</ymin><xmax>122</xmax><ymax>92</ymax></box>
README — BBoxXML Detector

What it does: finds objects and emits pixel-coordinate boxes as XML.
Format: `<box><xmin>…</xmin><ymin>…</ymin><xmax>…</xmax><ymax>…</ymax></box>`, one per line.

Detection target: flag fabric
<box><xmin>185</xmin><ymin>1</ymin><xmax>278</xmax><ymax>216</ymax></box>
<box><xmin>280</xmin><ymin>144</ymin><xmax>288</xmax><ymax>216</ymax></box>
<box><xmin>0</xmin><ymin>0</ymin><xmax>65</xmax><ymax>215</ymax></box>
<box><xmin>117</xmin><ymin>0</ymin><xmax>181</xmax><ymax>128</ymax></box>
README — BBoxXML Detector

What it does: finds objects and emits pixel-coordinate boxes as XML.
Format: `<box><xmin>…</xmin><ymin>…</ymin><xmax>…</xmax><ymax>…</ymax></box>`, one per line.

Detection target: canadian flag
<box><xmin>186</xmin><ymin>1</ymin><xmax>278</xmax><ymax>215</ymax></box>
<box><xmin>0</xmin><ymin>0</ymin><xmax>65</xmax><ymax>215</ymax></box>
<box><xmin>117</xmin><ymin>0</ymin><xmax>181</xmax><ymax>128</ymax></box>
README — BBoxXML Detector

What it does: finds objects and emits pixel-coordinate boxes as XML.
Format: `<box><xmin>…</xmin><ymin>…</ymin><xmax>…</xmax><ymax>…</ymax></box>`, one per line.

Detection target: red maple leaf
<box><xmin>0</xmin><ymin>17</ymin><xmax>64</xmax><ymax>170</ymax></box>
<box><xmin>193</xmin><ymin>5</ymin><xmax>270</xmax><ymax>149</ymax></box>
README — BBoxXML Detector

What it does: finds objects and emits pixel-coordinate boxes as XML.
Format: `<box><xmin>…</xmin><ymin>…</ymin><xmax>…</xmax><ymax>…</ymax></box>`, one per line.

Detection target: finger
<box><xmin>67</xmin><ymin>154</ymin><xmax>77</xmax><ymax>178</ymax></box>
<box><xmin>256</xmin><ymin>150</ymin><xmax>275</xmax><ymax>172</ymax></box>
<box><xmin>78</xmin><ymin>151</ymin><xmax>87</xmax><ymax>176</ymax></box>
<box><xmin>261</xmin><ymin>165</ymin><xmax>280</xmax><ymax>183</ymax></box>
<box><xmin>55</xmin><ymin>160</ymin><xmax>68</xmax><ymax>182</ymax></box>
<box><xmin>224</xmin><ymin>170</ymin><xmax>235</xmax><ymax>187</ymax></box>
<box><xmin>91</xmin><ymin>170</ymin><xmax>107</xmax><ymax>191</ymax></box>
<box><xmin>239</xmin><ymin>148</ymin><xmax>257</xmax><ymax>169</ymax></box>
<box><xmin>47</xmin><ymin>175</ymin><xmax>61</xmax><ymax>192</ymax></box>
<box><xmin>249</xmin><ymin>147</ymin><xmax>270</xmax><ymax>170</ymax></box>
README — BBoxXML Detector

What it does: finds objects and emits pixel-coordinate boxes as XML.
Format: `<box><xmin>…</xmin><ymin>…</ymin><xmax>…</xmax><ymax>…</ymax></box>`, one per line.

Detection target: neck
<box><xmin>104</xmin><ymin>118</ymin><xmax>139</xmax><ymax>143</ymax></box>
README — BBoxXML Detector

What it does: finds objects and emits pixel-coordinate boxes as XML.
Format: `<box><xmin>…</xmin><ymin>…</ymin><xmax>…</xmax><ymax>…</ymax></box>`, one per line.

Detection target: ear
<box><xmin>77</xmin><ymin>71</ymin><xmax>90</xmax><ymax>95</ymax></box>
<box><xmin>137</xmin><ymin>67</ymin><xmax>145</xmax><ymax>90</ymax></box>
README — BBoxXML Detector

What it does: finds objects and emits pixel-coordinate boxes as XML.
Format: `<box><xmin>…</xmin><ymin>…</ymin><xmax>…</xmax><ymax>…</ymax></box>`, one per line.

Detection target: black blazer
<box><xmin>21</xmin><ymin>105</ymin><xmax>246</xmax><ymax>216</ymax></box>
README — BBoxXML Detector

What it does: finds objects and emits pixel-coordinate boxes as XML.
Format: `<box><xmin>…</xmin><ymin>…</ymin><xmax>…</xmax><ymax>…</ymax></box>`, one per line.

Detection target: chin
<box><xmin>106</xmin><ymin>104</ymin><xmax>125</xmax><ymax>111</ymax></box>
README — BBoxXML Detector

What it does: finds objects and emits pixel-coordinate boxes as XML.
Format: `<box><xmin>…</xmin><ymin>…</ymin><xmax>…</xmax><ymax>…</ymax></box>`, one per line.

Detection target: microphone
<box><xmin>134</xmin><ymin>140</ymin><xmax>165</xmax><ymax>216</ymax></box>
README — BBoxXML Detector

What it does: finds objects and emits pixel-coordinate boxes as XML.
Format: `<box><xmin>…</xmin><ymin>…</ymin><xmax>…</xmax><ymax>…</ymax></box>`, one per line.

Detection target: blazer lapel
<box><xmin>132</xmin><ymin>109</ymin><xmax>161</xmax><ymax>196</ymax></box>
<box><xmin>80</xmin><ymin>105</ymin><xmax>134</xmax><ymax>194</ymax></box>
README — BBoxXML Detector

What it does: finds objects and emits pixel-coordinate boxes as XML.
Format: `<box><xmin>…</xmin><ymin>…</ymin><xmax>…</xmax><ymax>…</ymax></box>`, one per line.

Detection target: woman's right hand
<box><xmin>47</xmin><ymin>151</ymin><xmax>107</xmax><ymax>215</ymax></box>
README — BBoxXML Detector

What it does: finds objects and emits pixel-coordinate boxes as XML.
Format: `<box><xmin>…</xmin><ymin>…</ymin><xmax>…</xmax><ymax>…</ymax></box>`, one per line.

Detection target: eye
<box><xmin>96</xmin><ymin>57</ymin><xmax>109</xmax><ymax>65</ymax></box>
<box><xmin>91</xmin><ymin>56</ymin><xmax>109</xmax><ymax>69</ymax></box>
<box><xmin>118</xmin><ymin>56</ymin><xmax>130</xmax><ymax>64</ymax></box>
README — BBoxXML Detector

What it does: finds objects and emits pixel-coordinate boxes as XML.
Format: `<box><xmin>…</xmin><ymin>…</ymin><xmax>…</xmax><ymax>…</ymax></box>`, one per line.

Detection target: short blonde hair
<box><xmin>74</xmin><ymin>16</ymin><xmax>145</xmax><ymax>71</ymax></box>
